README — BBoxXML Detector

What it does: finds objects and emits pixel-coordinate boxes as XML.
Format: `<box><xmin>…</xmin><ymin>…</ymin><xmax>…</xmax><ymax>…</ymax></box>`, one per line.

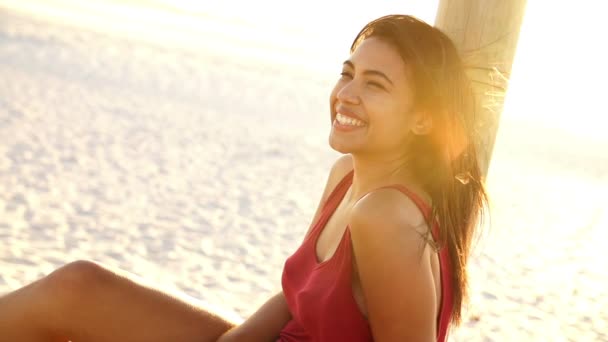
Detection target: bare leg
<box><xmin>0</xmin><ymin>260</ymin><xmax>236</xmax><ymax>342</ymax></box>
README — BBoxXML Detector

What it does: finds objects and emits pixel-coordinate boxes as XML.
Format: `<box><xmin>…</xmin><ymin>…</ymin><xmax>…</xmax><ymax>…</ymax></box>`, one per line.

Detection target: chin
<box><xmin>328</xmin><ymin>135</ymin><xmax>357</xmax><ymax>154</ymax></box>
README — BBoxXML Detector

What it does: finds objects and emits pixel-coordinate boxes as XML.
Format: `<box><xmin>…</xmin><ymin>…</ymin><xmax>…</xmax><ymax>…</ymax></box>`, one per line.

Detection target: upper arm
<box><xmin>349</xmin><ymin>189</ymin><xmax>438</xmax><ymax>342</ymax></box>
<box><xmin>302</xmin><ymin>154</ymin><xmax>353</xmax><ymax>239</ymax></box>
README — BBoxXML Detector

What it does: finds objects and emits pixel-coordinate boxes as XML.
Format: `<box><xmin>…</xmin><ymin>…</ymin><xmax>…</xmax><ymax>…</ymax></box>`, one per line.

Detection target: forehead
<box><xmin>348</xmin><ymin>37</ymin><xmax>408</xmax><ymax>79</ymax></box>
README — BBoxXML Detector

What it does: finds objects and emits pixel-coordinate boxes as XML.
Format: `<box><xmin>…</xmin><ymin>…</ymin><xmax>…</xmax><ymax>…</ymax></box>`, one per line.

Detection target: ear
<box><xmin>411</xmin><ymin>111</ymin><xmax>433</xmax><ymax>135</ymax></box>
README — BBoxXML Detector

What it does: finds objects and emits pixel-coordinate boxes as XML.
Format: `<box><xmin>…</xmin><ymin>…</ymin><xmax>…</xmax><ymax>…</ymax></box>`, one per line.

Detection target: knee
<box><xmin>43</xmin><ymin>260</ymin><xmax>114</xmax><ymax>304</ymax></box>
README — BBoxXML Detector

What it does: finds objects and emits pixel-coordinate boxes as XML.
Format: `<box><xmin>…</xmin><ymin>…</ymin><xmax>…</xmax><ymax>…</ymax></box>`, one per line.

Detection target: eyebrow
<box><xmin>343</xmin><ymin>60</ymin><xmax>394</xmax><ymax>86</ymax></box>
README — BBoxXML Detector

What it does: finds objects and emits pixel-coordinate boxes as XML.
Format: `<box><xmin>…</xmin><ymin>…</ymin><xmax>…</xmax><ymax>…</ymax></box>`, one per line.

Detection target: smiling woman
<box><xmin>279</xmin><ymin>15</ymin><xmax>487</xmax><ymax>341</ymax></box>
<box><xmin>0</xmin><ymin>14</ymin><xmax>486</xmax><ymax>342</ymax></box>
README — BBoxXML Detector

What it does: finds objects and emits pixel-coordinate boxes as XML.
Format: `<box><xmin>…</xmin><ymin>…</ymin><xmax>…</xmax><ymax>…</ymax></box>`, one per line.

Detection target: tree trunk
<box><xmin>435</xmin><ymin>0</ymin><xmax>527</xmax><ymax>175</ymax></box>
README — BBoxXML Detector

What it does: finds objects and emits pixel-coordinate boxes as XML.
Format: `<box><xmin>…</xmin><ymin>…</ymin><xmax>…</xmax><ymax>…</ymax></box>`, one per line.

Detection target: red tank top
<box><xmin>279</xmin><ymin>170</ymin><xmax>453</xmax><ymax>341</ymax></box>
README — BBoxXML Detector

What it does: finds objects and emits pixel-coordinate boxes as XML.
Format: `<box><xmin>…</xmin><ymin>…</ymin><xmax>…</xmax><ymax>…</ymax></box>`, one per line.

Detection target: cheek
<box><xmin>372</xmin><ymin>105</ymin><xmax>411</xmax><ymax>138</ymax></box>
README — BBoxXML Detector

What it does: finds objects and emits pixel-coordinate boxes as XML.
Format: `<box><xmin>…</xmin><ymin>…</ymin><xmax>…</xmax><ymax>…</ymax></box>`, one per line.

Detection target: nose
<box><xmin>336</xmin><ymin>80</ymin><xmax>361</xmax><ymax>105</ymax></box>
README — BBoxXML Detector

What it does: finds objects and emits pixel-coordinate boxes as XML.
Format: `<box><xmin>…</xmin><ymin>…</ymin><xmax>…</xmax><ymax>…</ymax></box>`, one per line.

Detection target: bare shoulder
<box><xmin>349</xmin><ymin>188</ymin><xmax>438</xmax><ymax>340</ymax></box>
<box><xmin>327</xmin><ymin>154</ymin><xmax>353</xmax><ymax>184</ymax></box>
<box><xmin>350</xmin><ymin>188</ymin><xmax>429</xmax><ymax>240</ymax></box>
<box><xmin>349</xmin><ymin>188</ymin><xmax>439</xmax><ymax>341</ymax></box>
<box><xmin>320</xmin><ymin>154</ymin><xmax>353</xmax><ymax>200</ymax></box>
<box><xmin>303</xmin><ymin>154</ymin><xmax>353</xmax><ymax>238</ymax></box>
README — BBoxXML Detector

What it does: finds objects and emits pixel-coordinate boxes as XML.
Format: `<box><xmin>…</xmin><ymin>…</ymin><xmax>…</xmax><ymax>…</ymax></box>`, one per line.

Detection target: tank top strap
<box><xmin>306</xmin><ymin>170</ymin><xmax>354</xmax><ymax>239</ymax></box>
<box><xmin>378</xmin><ymin>184</ymin><xmax>430</xmax><ymax>214</ymax></box>
<box><xmin>376</xmin><ymin>184</ymin><xmax>438</xmax><ymax>237</ymax></box>
<box><xmin>326</xmin><ymin>169</ymin><xmax>354</xmax><ymax>209</ymax></box>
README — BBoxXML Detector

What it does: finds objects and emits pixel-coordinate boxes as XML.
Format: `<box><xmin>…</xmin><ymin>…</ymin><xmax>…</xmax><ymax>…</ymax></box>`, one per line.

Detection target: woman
<box><xmin>0</xmin><ymin>14</ymin><xmax>487</xmax><ymax>341</ymax></box>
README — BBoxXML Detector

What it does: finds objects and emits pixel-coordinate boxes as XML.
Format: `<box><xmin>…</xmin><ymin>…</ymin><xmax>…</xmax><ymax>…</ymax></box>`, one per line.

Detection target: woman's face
<box><xmin>329</xmin><ymin>37</ymin><xmax>420</xmax><ymax>159</ymax></box>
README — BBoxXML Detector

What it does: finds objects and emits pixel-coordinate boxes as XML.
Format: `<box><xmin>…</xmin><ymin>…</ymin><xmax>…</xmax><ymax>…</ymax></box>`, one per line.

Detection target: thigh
<box><xmin>27</xmin><ymin>261</ymin><xmax>235</xmax><ymax>342</ymax></box>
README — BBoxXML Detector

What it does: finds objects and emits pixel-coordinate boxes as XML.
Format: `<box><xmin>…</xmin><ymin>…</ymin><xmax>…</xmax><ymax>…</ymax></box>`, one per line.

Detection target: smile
<box><xmin>335</xmin><ymin>113</ymin><xmax>365</xmax><ymax>127</ymax></box>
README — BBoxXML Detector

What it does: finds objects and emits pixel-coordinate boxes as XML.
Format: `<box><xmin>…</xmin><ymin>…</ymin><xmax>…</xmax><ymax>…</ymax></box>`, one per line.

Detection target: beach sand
<box><xmin>1</xmin><ymin>4</ymin><xmax>607</xmax><ymax>341</ymax></box>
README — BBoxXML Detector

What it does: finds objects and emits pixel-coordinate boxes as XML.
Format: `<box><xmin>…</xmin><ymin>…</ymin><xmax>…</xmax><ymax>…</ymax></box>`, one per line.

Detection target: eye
<box><xmin>367</xmin><ymin>81</ymin><xmax>384</xmax><ymax>89</ymax></box>
<box><xmin>340</xmin><ymin>71</ymin><xmax>353</xmax><ymax>79</ymax></box>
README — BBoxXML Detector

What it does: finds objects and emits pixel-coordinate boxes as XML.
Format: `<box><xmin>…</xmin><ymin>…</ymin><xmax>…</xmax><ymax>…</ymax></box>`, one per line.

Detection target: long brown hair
<box><xmin>351</xmin><ymin>14</ymin><xmax>489</xmax><ymax>324</ymax></box>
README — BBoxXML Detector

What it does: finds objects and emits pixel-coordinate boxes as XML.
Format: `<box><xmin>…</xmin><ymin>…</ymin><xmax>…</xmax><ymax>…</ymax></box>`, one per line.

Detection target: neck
<box><xmin>347</xmin><ymin>152</ymin><xmax>419</xmax><ymax>202</ymax></box>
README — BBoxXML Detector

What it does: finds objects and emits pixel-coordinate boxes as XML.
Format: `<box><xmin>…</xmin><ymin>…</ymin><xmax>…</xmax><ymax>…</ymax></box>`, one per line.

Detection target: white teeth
<box><xmin>336</xmin><ymin>113</ymin><xmax>364</xmax><ymax>126</ymax></box>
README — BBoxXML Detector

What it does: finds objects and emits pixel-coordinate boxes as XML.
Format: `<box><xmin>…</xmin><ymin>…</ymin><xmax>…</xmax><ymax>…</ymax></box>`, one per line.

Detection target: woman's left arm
<box><xmin>349</xmin><ymin>189</ymin><xmax>438</xmax><ymax>342</ymax></box>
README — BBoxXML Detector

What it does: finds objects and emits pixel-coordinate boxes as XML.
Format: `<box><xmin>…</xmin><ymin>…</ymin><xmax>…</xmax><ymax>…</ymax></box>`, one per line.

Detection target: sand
<box><xmin>1</xmin><ymin>3</ymin><xmax>607</xmax><ymax>341</ymax></box>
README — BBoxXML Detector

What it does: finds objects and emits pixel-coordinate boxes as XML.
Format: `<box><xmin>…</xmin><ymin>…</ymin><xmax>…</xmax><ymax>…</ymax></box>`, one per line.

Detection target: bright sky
<box><xmin>502</xmin><ymin>0</ymin><xmax>607</xmax><ymax>141</ymax></box>
<box><xmin>3</xmin><ymin>0</ymin><xmax>606</xmax><ymax>142</ymax></box>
